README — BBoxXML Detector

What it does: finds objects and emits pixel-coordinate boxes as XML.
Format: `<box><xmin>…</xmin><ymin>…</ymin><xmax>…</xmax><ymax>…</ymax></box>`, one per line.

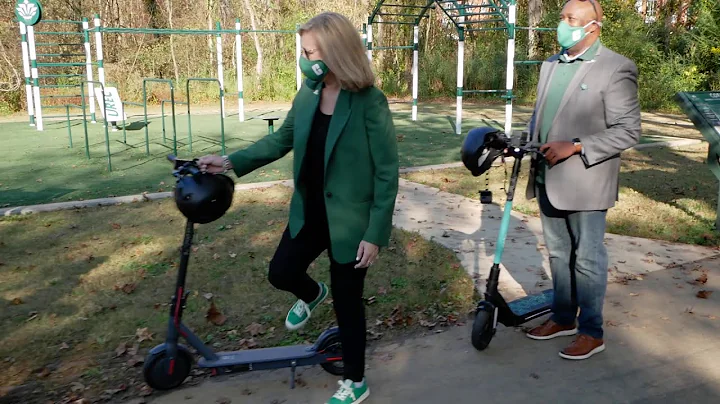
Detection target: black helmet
<box><xmin>461</xmin><ymin>127</ymin><xmax>508</xmax><ymax>176</ymax></box>
<box><xmin>174</xmin><ymin>172</ymin><xmax>235</xmax><ymax>224</ymax></box>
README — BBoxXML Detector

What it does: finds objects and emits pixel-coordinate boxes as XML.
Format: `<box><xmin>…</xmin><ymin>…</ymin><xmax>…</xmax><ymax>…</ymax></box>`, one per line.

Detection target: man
<box><xmin>524</xmin><ymin>0</ymin><xmax>641</xmax><ymax>360</ymax></box>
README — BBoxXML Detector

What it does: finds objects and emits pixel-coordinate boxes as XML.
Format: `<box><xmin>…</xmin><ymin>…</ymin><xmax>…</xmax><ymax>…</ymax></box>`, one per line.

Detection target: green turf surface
<box><xmin>1</xmin><ymin>106</ymin><xmax>668</xmax><ymax>207</ymax></box>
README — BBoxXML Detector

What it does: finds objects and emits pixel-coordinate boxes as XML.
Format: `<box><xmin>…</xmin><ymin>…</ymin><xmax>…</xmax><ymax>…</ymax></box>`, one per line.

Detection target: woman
<box><xmin>197</xmin><ymin>11</ymin><xmax>398</xmax><ymax>404</ymax></box>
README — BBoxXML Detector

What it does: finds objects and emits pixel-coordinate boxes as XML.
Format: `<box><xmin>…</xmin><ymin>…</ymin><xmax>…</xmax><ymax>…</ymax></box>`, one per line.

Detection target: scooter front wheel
<box><xmin>318</xmin><ymin>333</ymin><xmax>344</xmax><ymax>376</ymax></box>
<box><xmin>471</xmin><ymin>306</ymin><xmax>495</xmax><ymax>351</ymax></box>
<box><xmin>143</xmin><ymin>347</ymin><xmax>193</xmax><ymax>390</ymax></box>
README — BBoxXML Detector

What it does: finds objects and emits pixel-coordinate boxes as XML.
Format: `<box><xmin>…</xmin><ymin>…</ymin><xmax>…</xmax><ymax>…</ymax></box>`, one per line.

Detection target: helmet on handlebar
<box><xmin>461</xmin><ymin>127</ymin><xmax>509</xmax><ymax>177</ymax></box>
<box><xmin>174</xmin><ymin>172</ymin><xmax>235</xmax><ymax>224</ymax></box>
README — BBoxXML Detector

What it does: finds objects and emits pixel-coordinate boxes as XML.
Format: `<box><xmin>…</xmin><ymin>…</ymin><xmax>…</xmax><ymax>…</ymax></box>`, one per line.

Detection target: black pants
<box><xmin>268</xmin><ymin>220</ymin><xmax>368</xmax><ymax>382</ymax></box>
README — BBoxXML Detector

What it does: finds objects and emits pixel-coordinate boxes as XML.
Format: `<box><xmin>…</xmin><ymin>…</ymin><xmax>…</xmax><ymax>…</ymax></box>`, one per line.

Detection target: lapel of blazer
<box><xmin>533</xmin><ymin>56</ymin><xmax>559</xmax><ymax>142</ymax></box>
<box><xmin>550</xmin><ymin>44</ymin><xmax>603</xmax><ymax>131</ymax></box>
<box><xmin>292</xmin><ymin>80</ymin><xmax>321</xmax><ymax>173</ymax></box>
<box><xmin>324</xmin><ymin>89</ymin><xmax>351</xmax><ymax>174</ymax></box>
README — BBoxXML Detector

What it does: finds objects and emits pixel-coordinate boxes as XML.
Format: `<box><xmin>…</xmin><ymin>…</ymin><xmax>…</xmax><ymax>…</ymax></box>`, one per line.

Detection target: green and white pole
<box><xmin>82</xmin><ymin>18</ymin><xmax>96</xmax><ymax>123</ymax></box>
<box><xmin>26</xmin><ymin>24</ymin><xmax>43</xmax><ymax>131</ymax></box>
<box><xmin>366</xmin><ymin>17</ymin><xmax>373</xmax><ymax>62</ymax></box>
<box><xmin>18</xmin><ymin>21</ymin><xmax>35</xmax><ymax>126</ymax></box>
<box><xmin>216</xmin><ymin>22</ymin><xmax>226</xmax><ymax>118</ymax></box>
<box><xmin>94</xmin><ymin>15</ymin><xmax>105</xmax><ymax>86</ymax></box>
<box><xmin>504</xmin><ymin>1</ymin><xmax>517</xmax><ymax>137</ymax></box>
<box><xmin>455</xmin><ymin>28</ymin><xmax>465</xmax><ymax>135</ymax></box>
<box><xmin>411</xmin><ymin>24</ymin><xmax>419</xmax><ymax>121</ymax></box>
<box><xmin>235</xmin><ymin>19</ymin><xmax>244</xmax><ymax>121</ymax></box>
<box><xmin>295</xmin><ymin>23</ymin><xmax>301</xmax><ymax>90</ymax></box>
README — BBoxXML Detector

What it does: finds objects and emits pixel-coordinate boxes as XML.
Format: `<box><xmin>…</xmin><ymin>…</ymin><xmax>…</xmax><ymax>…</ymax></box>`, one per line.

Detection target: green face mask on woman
<box><xmin>299</xmin><ymin>56</ymin><xmax>330</xmax><ymax>81</ymax></box>
<box><xmin>556</xmin><ymin>20</ymin><xmax>597</xmax><ymax>49</ymax></box>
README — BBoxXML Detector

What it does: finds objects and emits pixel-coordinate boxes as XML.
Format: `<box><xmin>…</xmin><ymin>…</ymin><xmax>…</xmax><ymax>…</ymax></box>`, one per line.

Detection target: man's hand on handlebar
<box><xmin>197</xmin><ymin>155</ymin><xmax>228</xmax><ymax>174</ymax></box>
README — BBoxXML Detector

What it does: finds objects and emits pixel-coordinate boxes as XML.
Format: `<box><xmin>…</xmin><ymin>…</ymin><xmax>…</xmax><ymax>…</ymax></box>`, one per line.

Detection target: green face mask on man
<box><xmin>556</xmin><ymin>20</ymin><xmax>598</xmax><ymax>49</ymax></box>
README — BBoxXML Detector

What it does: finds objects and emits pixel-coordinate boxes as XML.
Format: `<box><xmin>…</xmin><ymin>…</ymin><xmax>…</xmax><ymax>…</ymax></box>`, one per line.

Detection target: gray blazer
<box><xmin>525</xmin><ymin>42</ymin><xmax>642</xmax><ymax>211</ymax></box>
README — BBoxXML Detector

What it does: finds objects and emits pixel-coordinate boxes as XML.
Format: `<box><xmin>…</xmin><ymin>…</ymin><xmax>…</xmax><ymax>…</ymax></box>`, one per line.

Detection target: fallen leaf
<box><xmin>206</xmin><ymin>302</ymin><xmax>227</xmax><ymax>326</ymax></box>
<box><xmin>139</xmin><ymin>384</ymin><xmax>153</xmax><ymax>396</ymax></box>
<box><xmin>136</xmin><ymin>327</ymin><xmax>154</xmax><ymax>342</ymax></box>
<box><xmin>115</xmin><ymin>342</ymin><xmax>127</xmax><ymax>357</ymax></box>
<box><xmin>59</xmin><ymin>342</ymin><xmax>70</xmax><ymax>351</ymax></box>
<box><xmin>128</xmin><ymin>342</ymin><xmax>139</xmax><ymax>356</ymax></box>
<box><xmin>212</xmin><ymin>253</ymin><xmax>220</xmax><ymax>260</ymax></box>
<box><xmin>229</xmin><ymin>253</ymin><xmax>237</xmax><ymax>258</ymax></box>
<box><xmin>116</xmin><ymin>283</ymin><xmax>136</xmax><ymax>294</ymax></box>
<box><xmin>11</xmin><ymin>297</ymin><xmax>22</xmax><ymax>305</ymax></box>
<box><xmin>111</xmin><ymin>223</ymin><xmax>121</xmax><ymax>230</ymax></box>
<box><xmin>377</xmin><ymin>287</ymin><xmax>388</xmax><ymax>295</ymax></box>
<box><xmin>696</xmin><ymin>290</ymin><xmax>713</xmax><ymax>299</ymax></box>
<box><xmin>217</xmin><ymin>397</ymin><xmax>232</xmax><ymax>404</ymax></box>
<box><xmin>70</xmin><ymin>381</ymin><xmax>85</xmax><ymax>393</ymax></box>
<box><xmin>245</xmin><ymin>322</ymin><xmax>265</xmax><ymax>336</ymax></box>
<box><xmin>127</xmin><ymin>355</ymin><xmax>144</xmax><ymax>367</ymax></box>
<box><xmin>203</xmin><ymin>293</ymin><xmax>214</xmax><ymax>300</ymax></box>
<box><xmin>37</xmin><ymin>367</ymin><xmax>51</xmax><ymax>378</ymax></box>
<box><xmin>694</xmin><ymin>273</ymin><xmax>708</xmax><ymax>285</ymax></box>
<box><xmin>267</xmin><ymin>220</ymin><xmax>275</xmax><ymax>226</ymax></box>
<box><xmin>629</xmin><ymin>293</ymin><xmax>640</xmax><ymax>297</ymax></box>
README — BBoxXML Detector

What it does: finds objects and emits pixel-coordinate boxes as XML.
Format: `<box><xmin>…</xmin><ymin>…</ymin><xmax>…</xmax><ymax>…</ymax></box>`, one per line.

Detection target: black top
<box><xmin>302</xmin><ymin>106</ymin><xmax>332</xmax><ymax>225</ymax></box>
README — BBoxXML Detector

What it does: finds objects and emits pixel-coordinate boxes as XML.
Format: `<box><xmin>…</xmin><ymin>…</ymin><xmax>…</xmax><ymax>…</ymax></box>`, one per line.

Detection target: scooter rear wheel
<box><xmin>143</xmin><ymin>348</ymin><xmax>193</xmax><ymax>390</ymax></box>
<box><xmin>471</xmin><ymin>307</ymin><xmax>495</xmax><ymax>351</ymax></box>
<box><xmin>318</xmin><ymin>333</ymin><xmax>344</xmax><ymax>376</ymax></box>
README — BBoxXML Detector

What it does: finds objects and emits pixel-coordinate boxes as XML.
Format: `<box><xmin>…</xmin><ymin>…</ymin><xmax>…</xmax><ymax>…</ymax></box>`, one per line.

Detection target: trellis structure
<box><xmin>367</xmin><ymin>0</ymin><xmax>554</xmax><ymax>135</ymax></box>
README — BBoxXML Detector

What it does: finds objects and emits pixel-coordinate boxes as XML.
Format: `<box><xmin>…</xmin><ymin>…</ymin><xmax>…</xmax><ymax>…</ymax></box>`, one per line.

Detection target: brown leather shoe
<box><xmin>526</xmin><ymin>319</ymin><xmax>577</xmax><ymax>340</ymax></box>
<box><xmin>559</xmin><ymin>334</ymin><xmax>605</xmax><ymax>360</ymax></box>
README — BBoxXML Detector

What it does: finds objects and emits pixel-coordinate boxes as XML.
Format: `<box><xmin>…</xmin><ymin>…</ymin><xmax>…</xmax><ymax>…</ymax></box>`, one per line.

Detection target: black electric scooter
<box><xmin>143</xmin><ymin>155</ymin><xmax>344</xmax><ymax>391</ymax></box>
<box><xmin>470</xmin><ymin>132</ymin><xmax>554</xmax><ymax>351</ymax></box>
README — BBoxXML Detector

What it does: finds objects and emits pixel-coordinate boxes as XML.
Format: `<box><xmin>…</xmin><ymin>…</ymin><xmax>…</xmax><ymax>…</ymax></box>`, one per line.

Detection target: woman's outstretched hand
<box><xmin>197</xmin><ymin>154</ymin><xmax>227</xmax><ymax>174</ymax></box>
<box><xmin>355</xmin><ymin>241</ymin><xmax>379</xmax><ymax>268</ymax></box>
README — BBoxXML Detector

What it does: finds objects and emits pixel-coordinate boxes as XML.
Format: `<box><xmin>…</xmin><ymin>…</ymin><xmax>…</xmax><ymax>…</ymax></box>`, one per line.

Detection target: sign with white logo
<box><xmin>16</xmin><ymin>0</ymin><xmax>42</xmax><ymax>26</ymax></box>
<box><xmin>94</xmin><ymin>87</ymin><xmax>128</xmax><ymax>122</ymax></box>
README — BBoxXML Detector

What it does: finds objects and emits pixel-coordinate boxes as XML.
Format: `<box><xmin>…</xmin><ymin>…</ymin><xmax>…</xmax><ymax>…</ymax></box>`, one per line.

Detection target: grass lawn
<box><xmin>0</xmin><ymin>185</ymin><xmax>475</xmax><ymax>403</ymax></box>
<box><xmin>0</xmin><ymin>102</ymin><xmax>683</xmax><ymax>208</ymax></box>
<box><xmin>403</xmin><ymin>143</ymin><xmax>720</xmax><ymax>247</ymax></box>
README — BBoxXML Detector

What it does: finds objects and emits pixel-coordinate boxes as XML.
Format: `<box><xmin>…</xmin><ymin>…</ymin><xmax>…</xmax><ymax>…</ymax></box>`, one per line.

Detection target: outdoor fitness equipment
<box><xmin>143</xmin><ymin>155</ymin><xmax>344</xmax><ymax>391</ymax></box>
<box><xmin>460</xmin><ymin>127</ymin><xmax>553</xmax><ymax>351</ymax></box>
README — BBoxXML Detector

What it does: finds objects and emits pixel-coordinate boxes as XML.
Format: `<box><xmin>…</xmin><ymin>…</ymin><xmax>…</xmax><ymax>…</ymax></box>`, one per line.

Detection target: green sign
<box><xmin>15</xmin><ymin>0</ymin><xmax>43</xmax><ymax>26</ymax></box>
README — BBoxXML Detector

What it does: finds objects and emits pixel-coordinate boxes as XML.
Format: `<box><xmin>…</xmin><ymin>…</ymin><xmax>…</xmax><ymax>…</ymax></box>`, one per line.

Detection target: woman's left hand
<box><xmin>355</xmin><ymin>241</ymin><xmax>379</xmax><ymax>268</ymax></box>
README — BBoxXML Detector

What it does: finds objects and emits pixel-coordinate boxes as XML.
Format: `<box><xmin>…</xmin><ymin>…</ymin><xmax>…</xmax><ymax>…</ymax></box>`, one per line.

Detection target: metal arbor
<box><xmin>367</xmin><ymin>0</ymin><xmax>554</xmax><ymax>136</ymax></box>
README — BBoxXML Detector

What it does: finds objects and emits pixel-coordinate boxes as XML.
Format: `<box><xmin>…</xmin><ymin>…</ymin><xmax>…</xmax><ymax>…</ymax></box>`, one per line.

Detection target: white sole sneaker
<box><xmin>526</xmin><ymin>327</ymin><xmax>578</xmax><ymax>340</ymax></box>
<box><xmin>559</xmin><ymin>343</ymin><xmax>606</xmax><ymax>360</ymax></box>
<box><xmin>354</xmin><ymin>389</ymin><xmax>370</xmax><ymax>404</ymax></box>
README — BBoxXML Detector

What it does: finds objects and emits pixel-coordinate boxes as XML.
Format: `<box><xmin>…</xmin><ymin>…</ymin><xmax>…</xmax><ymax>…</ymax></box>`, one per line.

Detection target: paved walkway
<box><xmin>142</xmin><ymin>178</ymin><xmax>720</xmax><ymax>404</ymax></box>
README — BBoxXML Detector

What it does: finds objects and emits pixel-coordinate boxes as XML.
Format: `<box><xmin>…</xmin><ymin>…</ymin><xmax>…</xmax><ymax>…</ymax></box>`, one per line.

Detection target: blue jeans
<box><xmin>537</xmin><ymin>185</ymin><xmax>608</xmax><ymax>339</ymax></box>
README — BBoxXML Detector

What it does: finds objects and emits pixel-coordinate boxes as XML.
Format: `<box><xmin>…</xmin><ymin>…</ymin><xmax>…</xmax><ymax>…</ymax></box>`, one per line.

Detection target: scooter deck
<box><xmin>507</xmin><ymin>289</ymin><xmax>554</xmax><ymax>317</ymax></box>
<box><xmin>197</xmin><ymin>344</ymin><xmax>316</xmax><ymax>367</ymax></box>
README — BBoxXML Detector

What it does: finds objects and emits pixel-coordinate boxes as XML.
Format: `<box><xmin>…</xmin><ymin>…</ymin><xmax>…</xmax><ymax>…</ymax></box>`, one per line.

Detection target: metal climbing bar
<box><xmin>515</xmin><ymin>26</ymin><xmax>556</xmax><ymax>31</ymax></box>
<box><xmin>34</xmin><ymin>31</ymin><xmax>85</xmax><ymax>36</ymax></box>
<box><xmin>41</xmin><ymin>20</ymin><xmax>84</xmax><ymax>24</ymax></box>
<box><xmin>373</xmin><ymin>45</ymin><xmax>415</xmax><ymax>50</ymax></box>
<box><xmin>39</xmin><ymin>73</ymin><xmax>84</xmax><ymax>78</ymax></box>
<box><xmin>98</xmin><ymin>27</ymin><xmax>294</xmax><ymax>35</ymax></box>
<box><xmin>514</xmin><ymin>60</ymin><xmax>544</xmax><ymax>65</ymax></box>
<box><xmin>35</xmin><ymin>42</ymin><xmax>84</xmax><ymax>46</ymax></box>
<box><xmin>37</xmin><ymin>62</ymin><xmax>88</xmax><ymax>67</ymax></box>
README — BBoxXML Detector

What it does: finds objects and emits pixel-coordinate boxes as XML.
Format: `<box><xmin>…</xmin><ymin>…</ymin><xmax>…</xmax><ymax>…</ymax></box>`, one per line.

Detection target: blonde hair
<box><xmin>299</xmin><ymin>12</ymin><xmax>375</xmax><ymax>92</ymax></box>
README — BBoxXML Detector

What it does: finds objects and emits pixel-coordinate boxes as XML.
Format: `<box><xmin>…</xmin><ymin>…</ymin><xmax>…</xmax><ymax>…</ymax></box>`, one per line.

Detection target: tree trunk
<box><xmin>528</xmin><ymin>0</ymin><xmax>542</xmax><ymax>60</ymax></box>
<box><xmin>166</xmin><ymin>0</ymin><xmax>180</xmax><ymax>84</ymax></box>
<box><xmin>241</xmin><ymin>0</ymin><xmax>264</xmax><ymax>76</ymax></box>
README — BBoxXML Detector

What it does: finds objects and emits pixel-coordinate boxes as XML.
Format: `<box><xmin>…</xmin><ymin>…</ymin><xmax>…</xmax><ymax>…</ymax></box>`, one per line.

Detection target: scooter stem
<box><xmin>492</xmin><ymin>149</ymin><xmax>524</xmax><ymax>266</ymax></box>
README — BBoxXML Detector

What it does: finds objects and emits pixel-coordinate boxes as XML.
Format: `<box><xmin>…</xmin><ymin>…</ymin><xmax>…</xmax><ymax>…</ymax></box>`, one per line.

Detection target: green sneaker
<box><xmin>284</xmin><ymin>282</ymin><xmax>328</xmax><ymax>330</ymax></box>
<box><xmin>327</xmin><ymin>379</ymin><xmax>369</xmax><ymax>404</ymax></box>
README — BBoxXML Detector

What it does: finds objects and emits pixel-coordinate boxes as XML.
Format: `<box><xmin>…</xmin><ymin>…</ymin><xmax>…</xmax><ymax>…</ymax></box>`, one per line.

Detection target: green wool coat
<box><xmin>227</xmin><ymin>78</ymin><xmax>399</xmax><ymax>264</ymax></box>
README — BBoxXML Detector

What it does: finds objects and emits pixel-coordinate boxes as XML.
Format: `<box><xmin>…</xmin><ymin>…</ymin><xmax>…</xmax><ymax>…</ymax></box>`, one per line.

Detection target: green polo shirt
<box><xmin>536</xmin><ymin>39</ymin><xmax>601</xmax><ymax>184</ymax></box>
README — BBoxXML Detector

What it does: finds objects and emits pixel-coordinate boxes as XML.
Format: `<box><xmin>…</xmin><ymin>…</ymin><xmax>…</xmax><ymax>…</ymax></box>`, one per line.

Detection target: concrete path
<box><xmin>144</xmin><ymin>178</ymin><xmax>720</xmax><ymax>404</ymax></box>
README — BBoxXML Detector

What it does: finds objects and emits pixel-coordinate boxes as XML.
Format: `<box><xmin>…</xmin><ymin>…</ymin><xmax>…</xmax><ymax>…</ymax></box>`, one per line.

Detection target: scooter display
<box><xmin>463</xmin><ymin>131</ymin><xmax>554</xmax><ymax>351</ymax></box>
<box><xmin>143</xmin><ymin>155</ymin><xmax>344</xmax><ymax>391</ymax></box>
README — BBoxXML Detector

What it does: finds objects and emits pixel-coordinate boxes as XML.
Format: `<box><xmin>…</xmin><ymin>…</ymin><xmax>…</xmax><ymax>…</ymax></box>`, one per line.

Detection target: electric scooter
<box><xmin>143</xmin><ymin>155</ymin><xmax>344</xmax><ymax>391</ymax></box>
<box><xmin>470</xmin><ymin>132</ymin><xmax>554</xmax><ymax>351</ymax></box>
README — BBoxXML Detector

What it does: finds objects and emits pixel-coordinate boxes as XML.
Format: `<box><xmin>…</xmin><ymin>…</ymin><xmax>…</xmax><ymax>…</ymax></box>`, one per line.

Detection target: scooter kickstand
<box><xmin>290</xmin><ymin>360</ymin><xmax>297</xmax><ymax>389</ymax></box>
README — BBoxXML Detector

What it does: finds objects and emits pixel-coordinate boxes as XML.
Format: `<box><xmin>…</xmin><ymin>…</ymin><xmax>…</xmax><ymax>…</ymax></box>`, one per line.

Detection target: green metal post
<box><xmin>143</xmin><ymin>78</ymin><xmax>177</xmax><ymax>155</ymax></box>
<box><xmin>186</xmin><ymin>78</ymin><xmax>225</xmax><ymax>155</ymax></box>
<box><xmin>80</xmin><ymin>83</ymin><xmax>90</xmax><ymax>158</ymax></box>
<box><xmin>66</xmin><ymin>105</ymin><xmax>73</xmax><ymax>148</ymax></box>
<box><xmin>82</xmin><ymin>81</ymin><xmax>112</xmax><ymax>171</ymax></box>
